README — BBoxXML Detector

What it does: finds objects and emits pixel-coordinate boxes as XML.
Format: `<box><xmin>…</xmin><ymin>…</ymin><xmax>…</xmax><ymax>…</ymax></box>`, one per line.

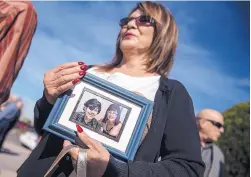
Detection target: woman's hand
<box><xmin>43</xmin><ymin>62</ymin><xmax>88</xmax><ymax>104</ymax></box>
<box><xmin>63</xmin><ymin>125</ymin><xmax>110</xmax><ymax>177</ymax></box>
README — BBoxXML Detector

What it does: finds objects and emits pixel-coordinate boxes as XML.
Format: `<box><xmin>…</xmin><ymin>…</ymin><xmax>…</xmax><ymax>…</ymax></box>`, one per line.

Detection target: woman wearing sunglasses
<box><xmin>100</xmin><ymin>103</ymin><xmax>122</xmax><ymax>138</ymax></box>
<box><xmin>17</xmin><ymin>1</ymin><xmax>205</xmax><ymax>177</ymax></box>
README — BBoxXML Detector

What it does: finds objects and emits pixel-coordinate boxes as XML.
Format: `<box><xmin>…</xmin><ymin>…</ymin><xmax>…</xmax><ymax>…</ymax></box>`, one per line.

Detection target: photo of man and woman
<box><xmin>69</xmin><ymin>88</ymin><xmax>130</xmax><ymax>141</ymax></box>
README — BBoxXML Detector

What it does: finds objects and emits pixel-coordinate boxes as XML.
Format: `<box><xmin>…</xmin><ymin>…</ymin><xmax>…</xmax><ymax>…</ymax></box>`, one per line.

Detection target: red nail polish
<box><xmin>80</xmin><ymin>65</ymin><xmax>88</xmax><ymax>70</ymax></box>
<box><xmin>78</xmin><ymin>62</ymin><xmax>84</xmax><ymax>65</ymax></box>
<box><xmin>79</xmin><ymin>71</ymin><xmax>86</xmax><ymax>76</ymax></box>
<box><xmin>72</xmin><ymin>78</ymin><xmax>80</xmax><ymax>85</ymax></box>
<box><xmin>76</xmin><ymin>125</ymin><xmax>83</xmax><ymax>133</ymax></box>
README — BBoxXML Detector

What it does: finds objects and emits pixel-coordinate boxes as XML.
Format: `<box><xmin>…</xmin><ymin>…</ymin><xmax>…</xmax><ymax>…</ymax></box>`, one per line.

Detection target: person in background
<box><xmin>0</xmin><ymin>1</ymin><xmax>37</xmax><ymax>105</ymax></box>
<box><xmin>0</xmin><ymin>95</ymin><xmax>23</xmax><ymax>154</ymax></box>
<box><xmin>196</xmin><ymin>109</ymin><xmax>225</xmax><ymax>177</ymax></box>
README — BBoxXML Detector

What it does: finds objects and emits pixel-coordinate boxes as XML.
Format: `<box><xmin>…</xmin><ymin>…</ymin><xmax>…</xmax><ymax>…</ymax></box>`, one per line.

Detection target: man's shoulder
<box><xmin>212</xmin><ymin>143</ymin><xmax>224</xmax><ymax>158</ymax></box>
<box><xmin>91</xmin><ymin>118</ymin><xmax>101</xmax><ymax>126</ymax></box>
<box><xmin>90</xmin><ymin>118</ymin><xmax>102</xmax><ymax>131</ymax></box>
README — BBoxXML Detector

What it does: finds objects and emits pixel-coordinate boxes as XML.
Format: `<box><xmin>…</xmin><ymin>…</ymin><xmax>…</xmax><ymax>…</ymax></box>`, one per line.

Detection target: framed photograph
<box><xmin>43</xmin><ymin>73</ymin><xmax>153</xmax><ymax>161</ymax></box>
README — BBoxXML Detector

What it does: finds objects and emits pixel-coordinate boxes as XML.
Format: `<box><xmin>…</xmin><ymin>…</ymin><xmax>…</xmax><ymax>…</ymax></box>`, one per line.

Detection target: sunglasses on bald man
<box><xmin>198</xmin><ymin>118</ymin><xmax>223</xmax><ymax>129</ymax></box>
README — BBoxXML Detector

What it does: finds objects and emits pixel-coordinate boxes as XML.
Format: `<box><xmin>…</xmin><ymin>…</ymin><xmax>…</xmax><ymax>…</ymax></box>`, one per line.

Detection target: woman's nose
<box><xmin>127</xmin><ymin>19</ymin><xmax>137</xmax><ymax>29</ymax></box>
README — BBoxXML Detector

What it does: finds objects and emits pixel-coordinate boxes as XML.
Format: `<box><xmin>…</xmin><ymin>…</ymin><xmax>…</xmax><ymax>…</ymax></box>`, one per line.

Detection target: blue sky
<box><xmin>11</xmin><ymin>1</ymin><xmax>250</xmax><ymax>120</ymax></box>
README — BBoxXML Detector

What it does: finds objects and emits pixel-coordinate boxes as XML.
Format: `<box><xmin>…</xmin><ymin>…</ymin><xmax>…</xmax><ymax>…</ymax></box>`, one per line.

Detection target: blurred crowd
<box><xmin>0</xmin><ymin>95</ymin><xmax>23</xmax><ymax>153</ymax></box>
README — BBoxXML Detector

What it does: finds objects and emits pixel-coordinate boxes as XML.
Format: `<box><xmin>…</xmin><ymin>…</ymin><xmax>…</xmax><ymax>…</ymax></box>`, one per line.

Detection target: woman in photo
<box><xmin>17</xmin><ymin>1</ymin><xmax>205</xmax><ymax>177</ymax></box>
<box><xmin>100</xmin><ymin>103</ymin><xmax>122</xmax><ymax>138</ymax></box>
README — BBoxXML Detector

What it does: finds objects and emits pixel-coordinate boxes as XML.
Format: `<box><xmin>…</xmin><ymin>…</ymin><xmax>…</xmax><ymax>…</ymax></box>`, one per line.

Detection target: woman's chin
<box><xmin>120</xmin><ymin>40</ymin><xmax>138</xmax><ymax>50</ymax></box>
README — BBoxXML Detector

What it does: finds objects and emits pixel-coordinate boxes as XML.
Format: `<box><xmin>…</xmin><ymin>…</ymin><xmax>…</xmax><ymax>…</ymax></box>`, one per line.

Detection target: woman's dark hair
<box><xmin>84</xmin><ymin>98</ymin><xmax>102</xmax><ymax>114</ymax></box>
<box><xmin>102</xmin><ymin>103</ymin><xmax>121</xmax><ymax>125</ymax></box>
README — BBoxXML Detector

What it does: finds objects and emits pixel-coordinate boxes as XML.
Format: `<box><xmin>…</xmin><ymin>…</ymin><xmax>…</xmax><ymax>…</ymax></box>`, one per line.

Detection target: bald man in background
<box><xmin>196</xmin><ymin>109</ymin><xmax>225</xmax><ymax>177</ymax></box>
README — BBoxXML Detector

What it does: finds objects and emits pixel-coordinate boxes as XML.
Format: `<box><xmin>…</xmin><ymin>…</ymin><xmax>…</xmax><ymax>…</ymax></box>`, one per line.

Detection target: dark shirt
<box><xmin>103</xmin><ymin>129</ymin><xmax>116</xmax><ymax>138</ymax></box>
<box><xmin>70</xmin><ymin>112</ymin><xmax>102</xmax><ymax>132</ymax></box>
<box><xmin>17</xmin><ymin>77</ymin><xmax>205</xmax><ymax>177</ymax></box>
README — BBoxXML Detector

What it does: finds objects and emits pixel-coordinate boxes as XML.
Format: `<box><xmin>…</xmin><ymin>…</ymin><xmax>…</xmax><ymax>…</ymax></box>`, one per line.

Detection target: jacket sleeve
<box><xmin>0</xmin><ymin>1</ymin><xmax>37</xmax><ymax>105</ymax></box>
<box><xmin>34</xmin><ymin>93</ymin><xmax>53</xmax><ymax>135</ymax></box>
<box><xmin>103</xmin><ymin>81</ymin><xmax>205</xmax><ymax>177</ymax></box>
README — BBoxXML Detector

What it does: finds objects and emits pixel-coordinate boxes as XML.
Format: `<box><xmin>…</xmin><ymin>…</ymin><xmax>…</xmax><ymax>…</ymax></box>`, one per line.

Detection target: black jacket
<box><xmin>17</xmin><ymin>76</ymin><xmax>205</xmax><ymax>177</ymax></box>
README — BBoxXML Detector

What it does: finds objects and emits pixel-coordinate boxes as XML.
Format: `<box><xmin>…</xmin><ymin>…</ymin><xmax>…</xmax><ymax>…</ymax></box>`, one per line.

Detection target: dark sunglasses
<box><xmin>197</xmin><ymin>118</ymin><xmax>223</xmax><ymax>129</ymax></box>
<box><xmin>207</xmin><ymin>119</ymin><xmax>223</xmax><ymax>129</ymax></box>
<box><xmin>119</xmin><ymin>15</ymin><xmax>156</xmax><ymax>27</ymax></box>
<box><xmin>87</xmin><ymin>105</ymin><xmax>98</xmax><ymax>111</ymax></box>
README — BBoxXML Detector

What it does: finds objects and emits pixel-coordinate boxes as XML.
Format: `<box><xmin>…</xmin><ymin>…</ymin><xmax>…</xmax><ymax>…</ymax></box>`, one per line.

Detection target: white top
<box><xmin>87</xmin><ymin>67</ymin><xmax>160</xmax><ymax>101</ymax></box>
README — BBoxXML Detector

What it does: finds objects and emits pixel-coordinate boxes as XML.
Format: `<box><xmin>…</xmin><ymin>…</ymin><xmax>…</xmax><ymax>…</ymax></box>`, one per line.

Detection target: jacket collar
<box><xmin>159</xmin><ymin>76</ymin><xmax>170</xmax><ymax>93</ymax></box>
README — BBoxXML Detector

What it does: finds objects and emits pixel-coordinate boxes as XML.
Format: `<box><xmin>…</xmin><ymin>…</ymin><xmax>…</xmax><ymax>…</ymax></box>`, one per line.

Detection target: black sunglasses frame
<box><xmin>207</xmin><ymin>119</ymin><xmax>223</xmax><ymax>129</ymax></box>
<box><xmin>87</xmin><ymin>105</ymin><xmax>99</xmax><ymax>111</ymax></box>
<box><xmin>119</xmin><ymin>15</ymin><xmax>156</xmax><ymax>27</ymax></box>
<box><xmin>197</xmin><ymin>118</ymin><xmax>223</xmax><ymax>129</ymax></box>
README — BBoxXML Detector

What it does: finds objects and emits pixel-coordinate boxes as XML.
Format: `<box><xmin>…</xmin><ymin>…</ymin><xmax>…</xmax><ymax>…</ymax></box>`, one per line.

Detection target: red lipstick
<box><xmin>123</xmin><ymin>32</ymin><xmax>136</xmax><ymax>39</ymax></box>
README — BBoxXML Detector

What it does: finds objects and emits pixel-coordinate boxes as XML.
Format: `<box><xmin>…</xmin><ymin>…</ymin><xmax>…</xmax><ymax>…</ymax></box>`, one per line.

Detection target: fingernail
<box><xmin>79</xmin><ymin>71</ymin><xmax>86</xmax><ymax>76</ymax></box>
<box><xmin>80</xmin><ymin>65</ymin><xmax>88</xmax><ymax>70</ymax></box>
<box><xmin>72</xmin><ymin>78</ymin><xmax>80</xmax><ymax>85</ymax></box>
<box><xmin>78</xmin><ymin>62</ymin><xmax>84</xmax><ymax>65</ymax></box>
<box><xmin>76</xmin><ymin>125</ymin><xmax>83</xmax><ymax>133</ymax></box>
